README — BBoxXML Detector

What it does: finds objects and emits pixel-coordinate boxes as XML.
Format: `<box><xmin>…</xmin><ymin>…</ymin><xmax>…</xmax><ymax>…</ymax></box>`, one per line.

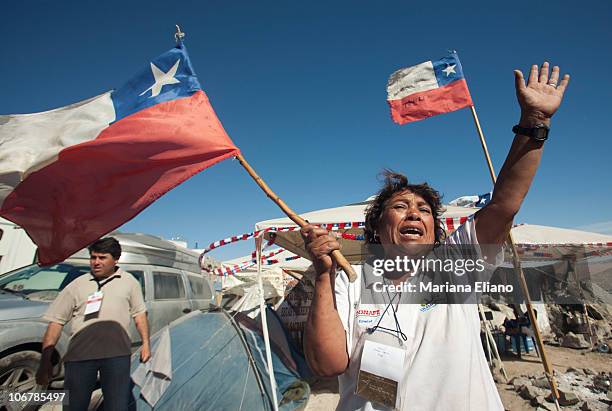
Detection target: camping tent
<box><xmin>130</xmin><ymin>309</ymin><xmax>309</xmax><ymax>411</ymax></box>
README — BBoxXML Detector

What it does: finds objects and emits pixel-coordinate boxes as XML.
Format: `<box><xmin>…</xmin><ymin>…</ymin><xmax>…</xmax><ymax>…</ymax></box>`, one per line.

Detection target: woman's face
<box><xmin>376</xmin><ymin>190</ymin><xmax>436</xmax><ymax>256</ymax></box>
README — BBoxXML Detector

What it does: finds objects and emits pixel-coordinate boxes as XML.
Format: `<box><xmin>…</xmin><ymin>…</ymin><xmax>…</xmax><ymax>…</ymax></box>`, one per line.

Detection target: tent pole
<box><xmin>567</xmin><ymin>256</ymin><xmax>594</xmax><ymax>347</ymax></box>
<box><xmin>469</xmin><ymin>106</ymin><xmax>561</xmax><ymax>409</ymax></box>
<box><xmin>256</xmin><ymin>235</ymin><xmax>280</xmax><ymax>411</ymax></box>
<box><xmin>479</xmin><ymin>304</ymin><xmax>493</xmax><ymax>365</ymax></box>
<box><xmin>236</xmin><ymin>153</ymin><xmax>357</xmax><ymax>282</ymax></box>
<box><xmin>478</xmin><ymin>304</ymin><xmax>508</xmax><ymax>380</ymax></box>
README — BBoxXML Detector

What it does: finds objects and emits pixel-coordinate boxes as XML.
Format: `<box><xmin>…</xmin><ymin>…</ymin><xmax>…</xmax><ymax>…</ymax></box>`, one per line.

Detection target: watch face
<box><xmin>534</xmin><ymin>127</ymin><xmax>548</xmax><ymax>140</ymax></box>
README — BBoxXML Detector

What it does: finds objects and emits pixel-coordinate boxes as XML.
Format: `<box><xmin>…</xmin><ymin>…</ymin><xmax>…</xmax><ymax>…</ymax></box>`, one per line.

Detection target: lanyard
<box><xmin>91</xmin><ymin>275</ymin><xmax>118</xmax><ymax>291</ymax></box>
<box><xmin>367</xmin><ymin>278</ymin><xmax>407</xmax><ymax>341</ymax></box>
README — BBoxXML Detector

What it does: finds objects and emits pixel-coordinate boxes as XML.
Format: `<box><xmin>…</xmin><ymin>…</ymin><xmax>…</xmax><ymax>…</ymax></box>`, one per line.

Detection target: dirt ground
<box><xmin>497</xmin><ymin>344</ymin><xmax>612</xmax><ymax>411</ymax></box>
<box><xmin>305</xmin><ymin>344</ymin><xmax>612</xmax><ymax>411</ymax></box>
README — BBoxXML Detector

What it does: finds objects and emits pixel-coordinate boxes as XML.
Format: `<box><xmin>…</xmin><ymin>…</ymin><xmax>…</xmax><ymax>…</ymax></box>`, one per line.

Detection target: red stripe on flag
<box><xmin>388</xmin><ymin>79</ymin><xmax>473</xmax><ymax>125</ymax></box>
<box><xmin>2</xmin><ymin>91</ymin><xmax>239</xmax><ymax>265</ymax></box>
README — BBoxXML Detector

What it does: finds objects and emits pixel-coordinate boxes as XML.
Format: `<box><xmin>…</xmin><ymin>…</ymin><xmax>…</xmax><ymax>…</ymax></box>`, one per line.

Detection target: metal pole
<box><xmin>479</xmin><ymin>304</ymin><xmax>493</xmax><ymax>364</ymax></box>
<box><xmin>256</xmin><ymin>235</ymin><xmax>279</xmax><ymax>411</ymax></box>
<box><xmin>478</xmin><ymin>304</ymin><xmax>508</xmax><ymax>380</ymax></box>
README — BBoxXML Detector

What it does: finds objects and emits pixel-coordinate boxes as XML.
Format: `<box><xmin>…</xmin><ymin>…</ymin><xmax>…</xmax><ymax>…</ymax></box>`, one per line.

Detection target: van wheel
<box><xmin>0</xmin><ymin>350</ymin><xmax>40</xmax><ymax>395</ymax></box>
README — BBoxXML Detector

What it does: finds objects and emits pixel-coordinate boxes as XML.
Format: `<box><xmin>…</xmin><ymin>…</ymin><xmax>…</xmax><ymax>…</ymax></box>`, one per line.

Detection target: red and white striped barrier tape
<box><xmin>213</xmin><ymin>247</ymin><xmax>293</xmax><ymax>277</ymax></box>
<box><xmin>202</xmin><ymin>222</ymin><xmax>365</xmax><ymax>255</ymax></box>
<box><xmin>202</xmin><ymin>218</ymin><xmax>473</xmax><ymax>255</ymax></box>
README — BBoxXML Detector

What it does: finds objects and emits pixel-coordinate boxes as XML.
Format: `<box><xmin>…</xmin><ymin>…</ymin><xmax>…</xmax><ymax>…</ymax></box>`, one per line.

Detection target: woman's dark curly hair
<box><xmin>364</xmin><ymin>170</ymin><xmax>446</xmax><ymax>247</ymax></box>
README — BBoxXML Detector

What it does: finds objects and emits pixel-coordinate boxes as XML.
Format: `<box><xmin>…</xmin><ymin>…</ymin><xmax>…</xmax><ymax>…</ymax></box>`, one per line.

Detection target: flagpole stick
<box><xmin>469</xmin><ymin>106</ymin><xmax>561</xmax><ymax>409</ymax></box>
<box><xmin>235</xmin><ymin>153</ymin><xmax>357</xmax><ymax>282</ymax></box>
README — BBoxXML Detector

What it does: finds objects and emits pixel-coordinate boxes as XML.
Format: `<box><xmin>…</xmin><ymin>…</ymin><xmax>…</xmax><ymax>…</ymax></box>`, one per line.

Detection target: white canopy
<box><xmin>221</xmin><ymin>248</ymin><xmax>311</xmax><ymax>271</ymax></box>
<box><xmin>510</xmin><ymin>224</ymin><xmax>612</xmax><ymax>260</ymax></box>
<box><xmin>255</xmin><ymin>201</ymin><xmax>612</xmax><ymax>264</ymax></box>
<box><xmin>511</xmin><ymin>223</ymin><xmax>612</xmax><ymax>244</ymax></box>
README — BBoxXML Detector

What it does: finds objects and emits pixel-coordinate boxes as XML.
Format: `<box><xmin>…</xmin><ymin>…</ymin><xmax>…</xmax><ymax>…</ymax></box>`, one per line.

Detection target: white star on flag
<box><xmin>139</xmin><ymin>59</ymin><xmax>181</xmax><ymax>98</ymax></box>
<box><xmin>442</xmin><ymin>64</ymin><xmax>456</xmax><ymax>77</ymax></box>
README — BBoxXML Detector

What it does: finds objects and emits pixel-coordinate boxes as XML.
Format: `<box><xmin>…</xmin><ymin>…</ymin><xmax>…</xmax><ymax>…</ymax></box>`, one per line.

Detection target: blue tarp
<box><xmin>129</xmin><ymin>309</ymin><xmax>310</xmax><ymax>411</ymax></box>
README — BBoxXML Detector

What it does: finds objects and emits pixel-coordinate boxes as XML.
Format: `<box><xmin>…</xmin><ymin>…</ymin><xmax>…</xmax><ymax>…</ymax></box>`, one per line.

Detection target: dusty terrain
<box><xmin>305</xmin><ymin>344</ymin><xmax>612</xmax><ymax>411</ymax></box>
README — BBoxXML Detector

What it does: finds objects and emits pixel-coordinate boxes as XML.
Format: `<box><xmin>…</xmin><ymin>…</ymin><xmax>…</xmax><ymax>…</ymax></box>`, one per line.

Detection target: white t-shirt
<box><xmin>334</xmin><ymin>217</ymin><xmax>504</xmax><ymax>411</ymax></box>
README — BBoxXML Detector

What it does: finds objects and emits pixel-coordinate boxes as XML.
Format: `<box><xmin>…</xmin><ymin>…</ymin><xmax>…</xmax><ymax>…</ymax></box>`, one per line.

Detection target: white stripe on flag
<box><xmin>386</xmin><ymin>61</ymin><xmax>438</xmax><ymax>101</ymax></box>
<box><xmin>0</xmin><ymin>92</ymin><xmax>115</xmax><ymax>206</ymax></box>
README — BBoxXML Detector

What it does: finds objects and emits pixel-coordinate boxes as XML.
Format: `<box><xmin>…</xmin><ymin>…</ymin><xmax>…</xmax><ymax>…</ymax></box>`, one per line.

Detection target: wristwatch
<box><xmin>512</xmin><ymin>124</ymin><xmax>549</xmax><ymax>142</ymax></box>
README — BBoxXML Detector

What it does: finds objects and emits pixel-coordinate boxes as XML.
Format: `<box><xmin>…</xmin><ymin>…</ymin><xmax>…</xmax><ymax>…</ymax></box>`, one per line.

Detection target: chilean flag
<box><xmin>387</xmin><ymin>53</ymin><xmax>473</xmax><ymax>125</ymax></box>
<box><xmin>0</xmin><ymin>43</ymin><xmax>239</xmax><ymax>265</ymax></box>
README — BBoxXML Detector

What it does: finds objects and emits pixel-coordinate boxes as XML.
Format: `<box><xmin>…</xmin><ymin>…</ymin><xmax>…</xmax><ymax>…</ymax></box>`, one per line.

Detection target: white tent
<box><xmin>511</xmin><ymin>224</ymin><xmax>612</xmax><ymax>245</ymax></box>
<box><xmin>221</xmin><ymin>248</ymin><xmax>311</xmax><ymax>272</ymax></box>
<box><xmin>510</xmin><ymin>224</ymin><xmax>612</xmax><ymax>260</ymax></box>
<box><xmin>255</xmin><ymin>199</ymin><xmax>612</xmax><ymax>264</ymax></box>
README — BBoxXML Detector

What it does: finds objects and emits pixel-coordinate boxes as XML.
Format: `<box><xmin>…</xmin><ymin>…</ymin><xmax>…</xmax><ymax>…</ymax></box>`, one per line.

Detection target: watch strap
<box><xmin>512</xmin><ymin>123</ymin><xmax>549</xmax><ymax>141</ymax></box>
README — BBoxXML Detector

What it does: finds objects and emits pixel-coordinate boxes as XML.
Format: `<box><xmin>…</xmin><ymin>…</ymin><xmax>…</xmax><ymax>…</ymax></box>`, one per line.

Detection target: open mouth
<box><xmin>399</xmin><ymin>226</ymin><xmax>424</xmax><ymax>238</ymax></box>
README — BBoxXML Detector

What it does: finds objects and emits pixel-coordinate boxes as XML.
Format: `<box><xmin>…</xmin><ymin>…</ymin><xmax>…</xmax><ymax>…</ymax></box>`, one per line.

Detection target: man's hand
<box><xmin>514</xmin><ymin>62</ymin><xmax>570</xmax><ymax>126</ymax></box>
<box><xmin>301</xmin><ymin>225</ymin><xmax>340</xmax><ymax>276</ymax></box>
<box><xmin>35</xmin><ymin>359</ymin><xmax>53</xmax><ymax>386</ymax></box>
<box><xmin>36</xmin><ymin>322</ymin><xmax>63</xmax><ymax>386</ymax></box>
<box><xmin>140</xmin><ymin>343</ymin><xmax>151</xmax><ymax>363</ymax></box>
<box><xmin>134</xmin><ymin>312</ymin><xmax>151</xmax><ymax>362</ymax></box>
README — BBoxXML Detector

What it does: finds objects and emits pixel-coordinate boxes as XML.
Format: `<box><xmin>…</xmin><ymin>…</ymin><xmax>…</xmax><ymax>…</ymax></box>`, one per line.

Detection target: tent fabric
<box><xmin>222</xmin><ymin>249</ymin><xmax>311</xmax><ymax>271</ymax></box>
<box><xmin>129</xmin><ymin>309</ymin><xmax>309</xmax><ymax>411</ymax></box>
<box><xmin>256</xmin><ymin>201</ymin><xmax>612</xmax><ymax>263</ymax></box>
<box><xmin>510</xmin><ymin>224</ymin><xmax>612</xmax><ymax>261</ymax></box>
<box><xmin>131</xmin><ymin>326</ymin><xmax>172</xmax><ymax>407</ymax></box>
<box><xmin>511</xmin><ymin>224</ymin><xmax>612</xmax><ymax>245</ymax></box>
<box><xmin>227</xmin><ymin>279</ymin><xmax>283</xmax><ymax>316</ymax></box>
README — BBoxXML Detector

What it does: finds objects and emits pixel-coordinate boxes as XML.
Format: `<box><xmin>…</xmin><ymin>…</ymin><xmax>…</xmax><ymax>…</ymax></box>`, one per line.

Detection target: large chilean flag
<box><xmin>0</xmin><ymin>43</ymin><xmax>239</xmax><ymax>265</ymax></box>
<box><xmin>387</xmin><ymin>53</ymin><xmax>473</xmax><ymax>125</ymax></box>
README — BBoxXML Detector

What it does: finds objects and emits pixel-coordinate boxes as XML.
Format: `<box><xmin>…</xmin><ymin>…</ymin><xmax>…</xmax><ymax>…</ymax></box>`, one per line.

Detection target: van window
<box><xmin>187</xmin><ymin>275</ymin><xmax>212</xmax><ymax>300</ymax></box>
<box><xmin>153</xmin><ymin>272</ymin><xmax>185</xmax><ymax>300</ymax></box>
<box><xmin>0</xmin><ymin>263</ymin><xmax>89</xmax><ymax>301</ymax></box>
<box><xmin>127</xmin><ymin>270</ymin><xmax>146</xmax><ymax>298</ymax></box>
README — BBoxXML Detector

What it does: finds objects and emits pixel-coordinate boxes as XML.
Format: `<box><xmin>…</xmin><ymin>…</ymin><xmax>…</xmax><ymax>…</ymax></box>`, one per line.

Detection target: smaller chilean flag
<box><xmin>0</xmin><ymin>43</ymin><xmax>239</xmax><ymax>265</ymax></box>
<box><xmin>387</xmin><ymin>53</ymin><xmax>473</xmax><ymax>125</ymax></box>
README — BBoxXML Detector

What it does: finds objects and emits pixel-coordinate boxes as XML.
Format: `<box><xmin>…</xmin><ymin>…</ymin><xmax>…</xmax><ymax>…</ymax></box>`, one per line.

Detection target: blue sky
<box><xmin>1</xmin><ymin>1</ymin><xmax>611</xmax><ymax>261</ymax></box>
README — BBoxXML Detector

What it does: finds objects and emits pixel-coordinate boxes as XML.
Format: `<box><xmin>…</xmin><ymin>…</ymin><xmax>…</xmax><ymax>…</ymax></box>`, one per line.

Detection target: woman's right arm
<box><xmin>302</xmin><ymin>225</ymin><xmax>350</xmax><ymax>377</ymax></box>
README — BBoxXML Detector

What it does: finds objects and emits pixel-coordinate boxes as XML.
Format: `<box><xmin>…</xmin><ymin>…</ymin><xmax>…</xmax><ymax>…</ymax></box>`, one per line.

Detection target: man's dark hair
<box><xmin>364</xmin><ymin>170</ymin><xmax>446</xmax><ymax>247</ymax></box>
<box><xmin>88</xmin><ymin>237</ymin><xmax>122</xmax><ymax>260</ymax></box>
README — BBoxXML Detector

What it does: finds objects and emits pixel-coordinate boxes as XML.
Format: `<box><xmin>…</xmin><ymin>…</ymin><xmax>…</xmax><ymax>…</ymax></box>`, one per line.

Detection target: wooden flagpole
<box><xmin>235</xmin><ymin>153</ymin><xmax>358</xmax><ymax>282</ymax></box>
<box><xmin>469</xmin><ymin>106</ymin><xmax>561</xmax><ymax>408</ymax></box>
<box><xmin>170</xmin><ymin>28</ymin><xmax>354</xmax><ymax>281</ymax></box>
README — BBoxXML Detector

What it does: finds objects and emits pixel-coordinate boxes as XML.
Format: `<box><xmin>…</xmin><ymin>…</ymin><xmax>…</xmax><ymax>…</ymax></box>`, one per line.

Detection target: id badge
<box><xmin>356</xmin><ymin>337</ymin><xmax>406</xmax><ymax>410</ymax></box>
<box><xmin>84</xmin><ymin>291</ymin><xmax>104</xmax><ymax>315</ymax></box>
